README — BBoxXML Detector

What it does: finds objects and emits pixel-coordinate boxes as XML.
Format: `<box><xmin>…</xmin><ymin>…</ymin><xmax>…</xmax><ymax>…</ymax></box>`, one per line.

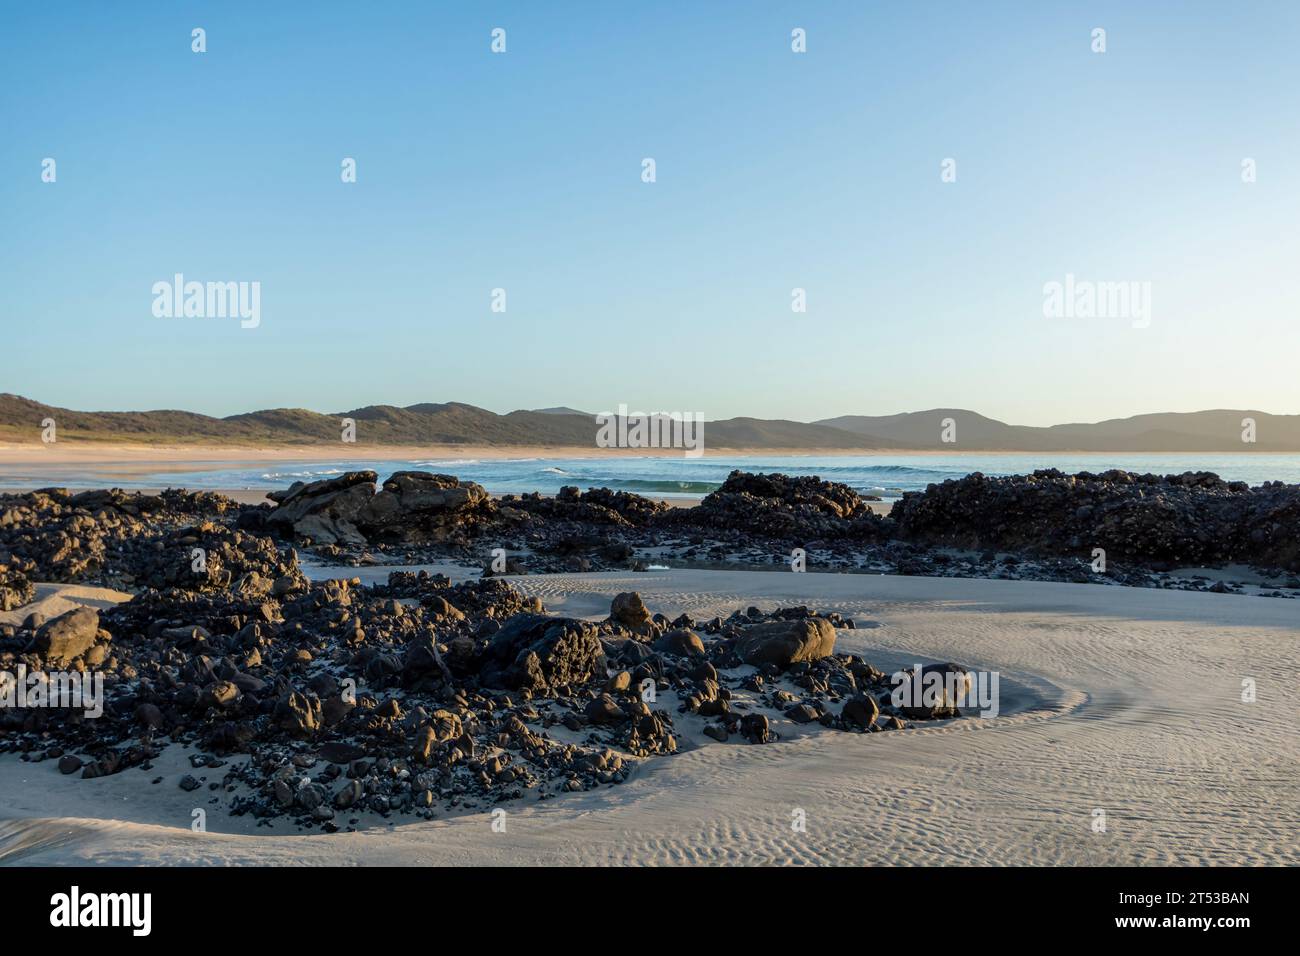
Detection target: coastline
<box><xmin>2</xmin><ymin>441</ymin><xmax>1293</xmax><ymax>468</ymax></box>
<box><xmin>3</xmin><ymin>568</ymin><xmax>1296</xmax><ymax>866</ymax></box>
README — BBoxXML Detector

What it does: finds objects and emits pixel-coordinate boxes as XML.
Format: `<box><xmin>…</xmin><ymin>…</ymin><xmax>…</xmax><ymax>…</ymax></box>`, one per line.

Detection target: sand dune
<box><xmin>2</xmin><ymin>570</ymin><xmax>1297</xmax><ymax>866</ymax></box>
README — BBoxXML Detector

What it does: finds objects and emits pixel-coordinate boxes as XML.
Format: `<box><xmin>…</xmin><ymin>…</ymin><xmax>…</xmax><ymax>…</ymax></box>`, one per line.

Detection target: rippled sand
<box><xmin>2</xmin><ymin>569</ymin><xmax>1297</xmax><ymax>866</ymax></box>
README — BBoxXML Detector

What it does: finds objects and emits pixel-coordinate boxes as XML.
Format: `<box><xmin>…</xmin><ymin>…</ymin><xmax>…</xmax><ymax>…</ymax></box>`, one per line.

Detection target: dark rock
<box><xmin>609</xmin><ymin>592</ymin><xmax>651</xmax><ymax>629</ymax></box>
<box><xmin>319</xmin><ymin>742</ymin><xmax>366</xmax><ymax>764</ymax></box>
<box><xmin>480</xmin><ymin>613</ymin><xmax>604</xmax><ymax>691</ymax></box>
<box><xmin>841</xmin><ymin>694</ymin><xmax>879</xmax><ymax>730</ymax></box>
<box><xmin>274</xmin><ymin>690</ymin><xmax>321</xmax><ymax>738</ymax></box>
<box><xmin>33</xmin><ymin>607</ymin><xmax>102</xmax><ymax>662</ymax></box>
<box><xmin>57</xmin><ymin>754</ymin><xmax>82</xmax><ymax>774</ymax></box>
<box><xmin>734</xmin><ymin>618</ymin><xmax>836</xmax><ymax>668</ymax></box>
<box><xmin>741</xmin><ymin>713</ymin><xmax>772</xmax><ymax>744</ymax></box>
<box><xmin>653</xmin><ymin>628</ymin><xmax>706</xmax><ymax>658</ymax></box>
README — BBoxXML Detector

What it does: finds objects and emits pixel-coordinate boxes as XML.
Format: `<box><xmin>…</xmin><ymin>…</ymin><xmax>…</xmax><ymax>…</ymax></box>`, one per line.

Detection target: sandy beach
<box><xmin>2</xmin><ymin>567</ymin><xmax>1295</xmax><ymax>866</ymax></box>
<box><xmin>0</xmin><ymin>442</ymin><xmax>916</xmax><ymax>467</ymax></box>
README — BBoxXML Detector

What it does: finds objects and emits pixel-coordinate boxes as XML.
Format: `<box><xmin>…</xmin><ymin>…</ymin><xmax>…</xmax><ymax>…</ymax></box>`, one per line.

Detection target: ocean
<box><xmin>7</xmin><ymin>453</ymin><xmax>1300</xmax><ymax>501</ymax></box>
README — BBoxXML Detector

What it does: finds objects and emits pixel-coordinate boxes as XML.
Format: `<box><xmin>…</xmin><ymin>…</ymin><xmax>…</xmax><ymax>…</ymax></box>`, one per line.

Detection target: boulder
<box><xmin>609</xmin><ymin>592</ymin><xmax>651</xmax><ymax>629</ymax></box>
<box><xmin>33</xmin><ymin>607</ymin><xmax>102</xmax><ymax>662</ymax></box>
<box><xmin>895</xmin><ymin>663</ymin><xmax>971</xmax><ymax>719</ymax></box>
<box><xmin>265</xmin><ymin>471</ymin><xmax>377</xmax><ymax>546</ymax></box>
<box><xmin>274</xmin><ymin>690</ymin><xmax>321</xmax><ymax>737</ymax></box>
<box><xmin>584</xmin><ymin>694</ymin><xmax>625</xmax><ymax>724</ymax></box>
<box><xmin>841</xmin><ymin>694</ymin><xmax>879</xmax><ymax>730</ymax></box>
<box><xmin>734</xmin><ymin>618</ymin><xmax>836</xmax><ymax>668</ymax></box>
<box><xmin>480</xmin><ymin>613</ymin><xmax>605</xmax><ymax>691</ymax></box>
<box><xmin>653</xmin><ymin>628</ymin><xmax>706</xmax><ymax>658</ymax></box>
<box><xmin>741</xmin><ymin>712</ymin><xmax>772</xmax><ymax>744</ymax></box>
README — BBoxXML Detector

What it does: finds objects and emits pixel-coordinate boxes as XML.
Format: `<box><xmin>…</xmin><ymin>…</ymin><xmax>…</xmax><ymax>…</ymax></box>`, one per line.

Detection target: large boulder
<box><xmin>841</xmin><ymin>693</ymin><xmax>880</xmax><ymax>730</ymax></box>
<box><xmin>361</xmin><ymin>472</ymin><xmax>489</xmax><ymax>528</ymax></box>
<box><xmin>654</xmin><ymin>628</ymin><xmax>706</xmax><ymax>658</ymax></box>
<box><xmin>734</xmin><ymin>617</ymin><xmax>836</xmax><ymax>668</ymax></box>
<box><xmin>274</xmin><ymin>690</ymin><xmax>322</xmax><ymax>737</ymax></box>
<box><xmin>263</xmin><ymin>471</ymin><xmax>494</xmax><ymax>546</ymax></box>
<box><xmin>497</xmin><ymin>486</ymin><xmax>669</xmax><ymax>528</ymax></box>
<box><xmin>33</xmin><ymin>606</ymin><xmax>103</xmax><ymax>663</ymax></box>
<box><xmin>609</xmin><ymin>591</ymin><xmax>651</xmax><ymax>629</ymax></box>
<box><xmin>480</xmin><ymin>613</ymin><xmax>605</xmax><ymax>691</ymax></box>
<box><xmin>264</xmin><ymin>471</ymin><xmax>376</xmax><ymax>546</ymax></box>
<box><xmin>357</xmin><ymin>472</ymin><xmax>493</xmax><ymax>545</ymax></box>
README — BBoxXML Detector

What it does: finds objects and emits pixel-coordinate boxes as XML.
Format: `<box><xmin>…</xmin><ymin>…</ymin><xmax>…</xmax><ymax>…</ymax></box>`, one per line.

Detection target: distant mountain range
<box><xmin>2</xmin><ymin>394</ymin><xmax>1297</xmax><ymax>452</ymax></box>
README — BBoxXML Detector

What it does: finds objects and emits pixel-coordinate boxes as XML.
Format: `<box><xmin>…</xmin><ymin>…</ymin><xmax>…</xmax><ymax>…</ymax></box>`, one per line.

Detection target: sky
<box><xmin>2</xmin><ymin>1</ymin><xmax>1298</xmax><ymax>426</ymax></box>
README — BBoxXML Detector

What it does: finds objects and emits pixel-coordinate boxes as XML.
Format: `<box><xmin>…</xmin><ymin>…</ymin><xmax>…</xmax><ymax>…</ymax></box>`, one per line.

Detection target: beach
<box><xmin>2</xmin><ymin>566</ymin><xmax>1296</xmax><ymax>866</ymax></box>
<box><xmin>2</xmin><ymin>466</ymin><xmax>1298</xmax><ymax>869</ymax></box>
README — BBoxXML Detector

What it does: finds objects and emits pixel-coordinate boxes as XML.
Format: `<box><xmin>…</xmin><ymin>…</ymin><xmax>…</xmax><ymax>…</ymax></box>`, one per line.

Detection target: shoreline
<box><xmin>3</xmin><ymin>568</ymin><xmax>1296</xmax><ymax>866</ymax></box>
<box><xmin>2</xmin><ymin>441</ymin><xmax>1294</xmax><ymax>467</ymax></box>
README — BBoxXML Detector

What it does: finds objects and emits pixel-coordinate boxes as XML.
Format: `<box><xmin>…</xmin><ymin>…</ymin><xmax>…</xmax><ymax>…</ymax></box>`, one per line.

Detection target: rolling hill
<box><xmin>1</xmin><ymin>394</ymin><xmax>1296</xmax><ymax>452</ymax></box>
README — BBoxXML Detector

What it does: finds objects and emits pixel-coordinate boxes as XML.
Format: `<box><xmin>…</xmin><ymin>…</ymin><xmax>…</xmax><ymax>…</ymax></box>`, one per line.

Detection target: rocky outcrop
<box><xmin>264</xmin><ymin>470</ymin><xmax>495</xmax><ymax>546</ymax></box>
<box><xmin>673</xmin><ymin>470</ymin><xmax>886</xmax><ymax>540</ymax></box>
<box><xmin>0</xmin><ymin>487</ymin><xmax>249</xmax><ymax>589</ymax></box>
<box><xmin>502</xmin><ymin>485</ymin><xmax>669</xmax><ymax>527</ymax></box>
<box><xmin>264</xmin><ymin>471</ymin><xmax>377</xmax><ymax>546</ymax></box>
<box><xmin>889</xmin><ymin>469</ymin><xmax>1300</xmax><ymax>571</ymax></box>
<box><xmin>360</xmin><ymin>471</ymin><xmax>493</xmax><ymax>542</ymax></box>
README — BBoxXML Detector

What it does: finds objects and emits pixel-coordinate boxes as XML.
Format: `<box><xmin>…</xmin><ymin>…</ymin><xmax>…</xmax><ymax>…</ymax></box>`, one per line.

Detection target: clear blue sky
<box><xmin>3</xmin><ymin>1</ymin><xmax>1297</xmax><ymax>425</ymax></box>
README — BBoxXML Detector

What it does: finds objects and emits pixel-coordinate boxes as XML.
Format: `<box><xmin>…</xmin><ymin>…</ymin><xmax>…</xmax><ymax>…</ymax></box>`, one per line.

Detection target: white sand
<box><xmin>0</xmin><ymin>583</ymin><xmax>133</xmax><ymax>628</ymax></box>
<box><xmin>2</xmin><ymin>570</ymin><xmax>1297</xmax><ymax>866</ymax></box>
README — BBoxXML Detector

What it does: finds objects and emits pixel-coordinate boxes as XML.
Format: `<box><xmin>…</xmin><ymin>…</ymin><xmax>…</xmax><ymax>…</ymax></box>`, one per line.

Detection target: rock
<box><xmin>673</xmin><ymin>470</ymin><xmax>886</xmax><ymax>540</ymax></box>
<box><xmin>334</xmin><ymin>779</ymin><xmax>363</xmax><ymax>809</ymax></box>
<box><xmin>199</xmin><ymin>680</ymin><xmax>240</xmax><ymax>710</ymax></box>
<box><xmin>895</xmin><ymin>663</ymin><xmax>970</xmax><ymax>719</ymax></box>
<box><xmin>322</xmin><ymin>694</ymin><xmax>356</xmax><ymax>727</ymax></box>
<box><xmin>785</xmin><ymin>702</ymin><xmax>820</xmax><ymax>723</ymax></box>
<box><xmin>889</xmin><ymin>468</ymin><xmax>1300</xmax><ymax>571</ymax></box>
<box><xmin>653</xmin><ymin>628</ymin><xmax>706</xmax><ymax>658</ymax></box>
<box><xmin>423</xmin><ymin>595</ymin><xmax>465</xmax><ymax>622</ymax></box>
<box><xmin>264</xmin><ymin>471</ymin><xmax>377</xmax><ymax>546</ymax></box>
<box><xmin>178</xmin><ymin>774</ymin><xmax>201</xmax><ymax>792</ymax></box>
<box><xmin>703</xmin><ymin>724</ymin><xmax>728</xmax><ymax>742</ymax></box>
<box><xmin>32</xmin><ymin>606</ymin><xmax>102</xmax><ymax>662</ymax></box>
<box><xmin>57</xmin><ymin>754</ymin><xmax>82</xmax><ymax>775</ymax></box>
<box><xmin>584</xmin><ymin>694</ymin><xmax>625</xmax><ymax>725</ymax></box>
<box><xmin>426</xmin><ymin>710</ymin><xmax>463</xmax><ymax>742</ymax></box>
<box><xmin>319</xmin><ymin>742</ymin><xmax>366</xmax><ymax>764</ymax></box>
<box><xmin>734</xmin><ymin>618</ymin><xmax>836</xmax><ymax>668</ymax></box>
<box><xmin>610</xmin><ymin>592</ymin><xmax>651</xmax><ymax>629</ymax></box>
<box><xmin>741</xmin><ymin>713</ymin><xmax>772</xmax><ymax>744</ymax></box>
<box><xmin>480</xmin><ymin>613</ymin><xmax>605</xmax><ymax>691</ymax></box>
<box><xmin>841</xmin><ymin>694</ymin><xmax>879</xmax><ymax>730</ymax></box>
<box><xmin>135</xmin><ymin>703</ymin><xmax>164</xmax><ymax>729</ymax></box>
<box><xmin>0</xmin><ymin>560</ymin><xmax>36</xmax><ymax>612</ymax></box>
<box><xmin>274</xmin><ymin>690</ymin><xmax>321</xmax><ymax>737</ymax></box>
